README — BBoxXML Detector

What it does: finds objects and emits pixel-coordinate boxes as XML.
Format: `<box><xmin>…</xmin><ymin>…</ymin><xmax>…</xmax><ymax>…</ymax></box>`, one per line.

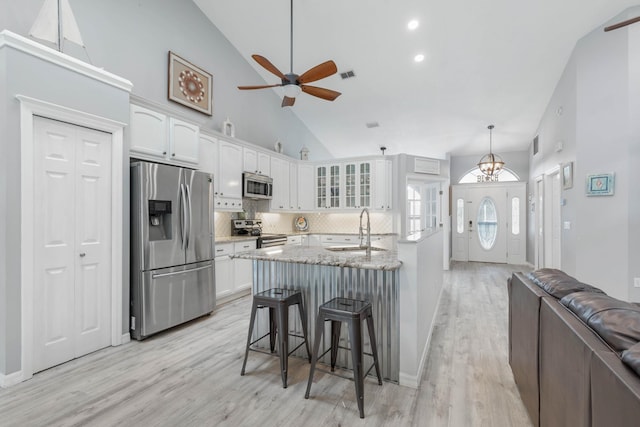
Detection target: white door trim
<box><xmin>17</xmin><ymin>95</ymin><xmax>126</xmax><ymax>382</ymax></box>
<box><xmin>534</xmin><ymin>175</ymin><xmax>545</xmax><ymax>269</ymax></box>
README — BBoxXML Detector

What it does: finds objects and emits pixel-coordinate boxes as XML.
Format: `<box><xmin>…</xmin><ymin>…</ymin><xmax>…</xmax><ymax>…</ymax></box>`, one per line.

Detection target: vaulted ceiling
<box><xmin>194</xmin><ymin>0</ymin><xmax>638</xmax><ymax>159</ymax></box>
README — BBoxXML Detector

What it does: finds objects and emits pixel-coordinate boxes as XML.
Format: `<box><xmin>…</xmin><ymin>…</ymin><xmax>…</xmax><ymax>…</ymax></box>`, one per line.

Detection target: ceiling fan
<box><xmin>237</xmin><ymin>0</ymin><xmax>341</xmax><ymax>107</ymax></box>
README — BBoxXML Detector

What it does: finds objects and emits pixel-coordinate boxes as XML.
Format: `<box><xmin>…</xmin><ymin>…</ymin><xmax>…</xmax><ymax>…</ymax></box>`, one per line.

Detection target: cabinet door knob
<box><xmin>172</xmin><ymin>153</ymin><xmax>176</xmax><ymax>157</ymax></box>
<box><xmin>162</xmin><ymin>151</ymin><xmax>167</xmax><ymax>155</ymax></box>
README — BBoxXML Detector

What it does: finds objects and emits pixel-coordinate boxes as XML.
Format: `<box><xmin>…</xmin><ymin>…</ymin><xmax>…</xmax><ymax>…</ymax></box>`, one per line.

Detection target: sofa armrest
<box><xmin>509</xmin><ymin>272</ymin><xmax>549</xmax><ymax>427</ymax></box>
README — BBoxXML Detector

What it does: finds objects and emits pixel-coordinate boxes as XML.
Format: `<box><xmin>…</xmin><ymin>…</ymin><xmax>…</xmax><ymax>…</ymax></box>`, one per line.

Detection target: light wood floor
<box><xmin>0</xmin><ymin>262</ymin><xmax>532</xmax><ymax>426</ymax></box>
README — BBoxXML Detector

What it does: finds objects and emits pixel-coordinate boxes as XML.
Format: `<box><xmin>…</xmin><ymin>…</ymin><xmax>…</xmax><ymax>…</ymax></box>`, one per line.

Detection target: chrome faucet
<box><xmin>359</xmin><ymin>208</ymin><xmax>371</xmax><ymax>257</ymax></box>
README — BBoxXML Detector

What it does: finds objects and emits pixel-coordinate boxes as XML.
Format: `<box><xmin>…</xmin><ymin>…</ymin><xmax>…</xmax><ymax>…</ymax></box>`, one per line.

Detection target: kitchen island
<box><xmin>233</xmin><ymin>229</ymin><xmax>444</xmax><ymax>388</ymax></box>
<box><xmin>233</xmin><ymin>245</ymin><xmax>403</xmax><ymax>382</ymax></box>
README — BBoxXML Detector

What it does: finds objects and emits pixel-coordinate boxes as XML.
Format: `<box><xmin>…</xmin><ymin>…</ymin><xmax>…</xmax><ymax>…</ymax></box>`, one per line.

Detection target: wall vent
<box><xmin>366</xmin><ymin>121</ymin><xmax>379</xmax><ymax>128</ymax></box>
<box><xmin>340</xmin><ymin>70</ymin><xmax>356</xmax><ymax>79</ymax></box>
<box><xmin>414</xmin><ymin>158</ymin><xmax>440</xmax><ymax>175</ymax></box>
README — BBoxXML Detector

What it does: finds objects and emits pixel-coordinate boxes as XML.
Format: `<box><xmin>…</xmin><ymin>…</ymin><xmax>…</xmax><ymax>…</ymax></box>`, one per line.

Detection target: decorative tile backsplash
<box><xmin>214</xmin><ymin>209</ymin><xmax>394</xmax><ymax>237</ymax></box>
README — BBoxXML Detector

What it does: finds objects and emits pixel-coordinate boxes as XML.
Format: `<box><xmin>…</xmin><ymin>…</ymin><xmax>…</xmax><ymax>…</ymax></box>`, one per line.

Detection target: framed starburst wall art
<box><xmin>168</xmin><ymin>52</ymin><xmax>213</xmax><ymax>115</ymax></box>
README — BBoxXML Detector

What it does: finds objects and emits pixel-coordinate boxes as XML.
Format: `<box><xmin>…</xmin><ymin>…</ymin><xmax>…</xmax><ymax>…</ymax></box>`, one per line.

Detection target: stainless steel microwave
<box><xmin>243</xmin><ymin>172</ymin><xmax>273</xmax><ymax>199</ymax></box>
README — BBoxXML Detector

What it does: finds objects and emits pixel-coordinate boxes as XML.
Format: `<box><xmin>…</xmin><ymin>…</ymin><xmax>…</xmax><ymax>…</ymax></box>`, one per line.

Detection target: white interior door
<box><xmin>468</xmin><ymin>186</ymin><xmax>507</xmax><ymax>263</ymax></box>
<box><xmin>33</xmin><ymin>117</ymin><xmax>112</xmax><ymax>373</ymax></box>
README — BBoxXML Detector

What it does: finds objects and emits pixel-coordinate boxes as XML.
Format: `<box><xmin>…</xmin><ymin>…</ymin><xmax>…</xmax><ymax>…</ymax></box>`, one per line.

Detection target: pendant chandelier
<box><xmin>477</xmin><ymin>125</ymin><xmax>505</xmax><ymax>178</ymax></box>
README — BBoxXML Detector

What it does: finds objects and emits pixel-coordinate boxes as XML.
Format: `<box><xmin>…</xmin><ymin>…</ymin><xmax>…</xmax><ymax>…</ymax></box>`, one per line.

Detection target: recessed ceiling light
<box><xmin>414</xmin><ymin>54</ymin><xmax>425</xmax><ymax>63</ymax></box>
<box><xmin>408</xmin><ymin>20</ymin><xmax>419</xmax><ymax>30</ymax></box>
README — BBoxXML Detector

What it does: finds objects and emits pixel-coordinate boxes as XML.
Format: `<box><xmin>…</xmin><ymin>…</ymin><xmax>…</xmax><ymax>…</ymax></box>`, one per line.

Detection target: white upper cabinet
<box><xmin>169</xmin><ymin>118</ymin><xmax>199</xmax><ymax>164</ymax></box>
<box><xmin>316</xmin><ymin>164</ymin><xmax>342</xmax><ymax>209</ymax></box>
<box><xmin>129</xmin><ymin>105</ymin><xmax>167</xmax><ymax>158</ymax></box>
<box><xmin>289</xmin><ymin>162</ymin><xmax>298</xmax><ymax>210</ymax></box>
<box><xmin>297</xmin><ymin>163</ymin><xmax>315</xmax><ymax>211</ymax></box>
<box><xmin>216</xmin><ymin>139</ymin><xmax>243</xmax><ymax>211</ymax></box>
<box><xmin>198</xmin><ymin>134</ymin><xmax>217</xmax><ymax>175</ymax></box>
<box><xmin>270</xmin><ymin>156</ymin><xmax>290</xmax><ymax>210</ymax></box>
<box><xmin>242</xmin><ymin>147</ymin><xmax>270</xmax><ymax>176</ymax></box>
<box><xmin>129</xmin><ymin>104</ymin><xmax>199</xmax><ymax>166</ymax></box>
<box><xmin>373</xmin><ymin>159</ymin><xmax>393</xmax><ymax>210</ymax></box>
<box><xmin>344</xmin><ymin>161</ymin><xmax>372</xmax><ymax>209</ymax></box>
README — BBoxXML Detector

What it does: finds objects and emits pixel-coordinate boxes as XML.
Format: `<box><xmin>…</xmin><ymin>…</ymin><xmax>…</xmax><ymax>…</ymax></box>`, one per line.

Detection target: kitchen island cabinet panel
<box><xmin>252</xmin><ymin>260</ymin><xmax>400</xmax><ymax>382</ymax></box>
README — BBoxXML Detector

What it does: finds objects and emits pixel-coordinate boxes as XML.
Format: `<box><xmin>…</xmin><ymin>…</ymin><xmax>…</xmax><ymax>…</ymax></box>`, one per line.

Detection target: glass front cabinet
<box><xmin>316</xmin><ymin>161</ymin><xmax>375</xmax><ymax>210</ymax></box>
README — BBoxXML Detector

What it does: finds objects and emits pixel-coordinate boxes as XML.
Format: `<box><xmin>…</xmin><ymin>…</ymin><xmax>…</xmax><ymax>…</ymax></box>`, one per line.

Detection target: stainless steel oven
<box><xmin>257</xmin><ymin>234</ymin><xmax>288</xmax><ymax>248</ymax></box>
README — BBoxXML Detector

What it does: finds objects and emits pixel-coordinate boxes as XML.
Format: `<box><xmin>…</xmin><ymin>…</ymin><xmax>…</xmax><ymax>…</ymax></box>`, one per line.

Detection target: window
<box><xmin>511</xmin><ymin>197</ymin><xmax>520</xmax><ymax>235</ymax></box>
<box><xmin>477</xmin><ymin>197</ymin><xmax>498</xmax><ymax>250</ymax></box>
<box><xmin>406</xmin><ymin>180</ymin><xmax>440</xmax><ymax>235</ymax></box>
<box><xmin>459</xmin><ymin>167</ymin><xmax>519</xmax><ymax>184</ymax></box>
<box><xmin>407</xmin><ymin>183</ymin><xmax>422</xmax><ymax>235</ymax></box>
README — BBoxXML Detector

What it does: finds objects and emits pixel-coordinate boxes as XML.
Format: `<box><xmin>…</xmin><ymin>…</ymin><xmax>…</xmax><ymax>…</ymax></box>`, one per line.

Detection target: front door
<box><xmin>33</xmin><ymin>117</ymin><xmax>112</xmax><ymax>372</ymax></box>
<box><xmin>452</xmin><ymin>183</ymin><xmax>526</xmax><ymax>264</ymax></box>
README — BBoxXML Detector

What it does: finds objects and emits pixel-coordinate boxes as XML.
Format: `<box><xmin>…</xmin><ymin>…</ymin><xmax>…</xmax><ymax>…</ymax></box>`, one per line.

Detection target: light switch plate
<box><xmin>563</xmin><ymin>221</ymin><xmax>571</xmax><ymax>230</ymax></box>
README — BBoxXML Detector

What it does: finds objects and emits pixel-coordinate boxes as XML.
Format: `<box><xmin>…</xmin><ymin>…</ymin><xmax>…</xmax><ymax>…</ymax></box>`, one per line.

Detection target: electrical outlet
<box><xmin>634</xmin><ymin>278</ymin><xmax>640</xmax><ymax>288</ymax></box>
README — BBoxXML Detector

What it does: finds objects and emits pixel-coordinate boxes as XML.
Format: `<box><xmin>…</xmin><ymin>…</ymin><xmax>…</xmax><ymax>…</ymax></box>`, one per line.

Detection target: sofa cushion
<box><xmin>621</xmin><ymin>342</ymin><xmax>640</xmax><ymax>377</ymax></box>
<box><xmin>560</xmin><ymin>292</ymin><xmax>638</xmax><ymax>323</ymax></box>
<box><xmin>526</xmin><ymin>269</ymin><xmax>605</xmax><ymax>299</ymax></box>
<box><xmin>589</xmin><ymin>309</ymin><xmax>640</xmax><ymax>353</ymax></box>
<box><xmin>561</xmin><ymin>292</ymin><xmax>640</xmax><ymax>352</ymax></box>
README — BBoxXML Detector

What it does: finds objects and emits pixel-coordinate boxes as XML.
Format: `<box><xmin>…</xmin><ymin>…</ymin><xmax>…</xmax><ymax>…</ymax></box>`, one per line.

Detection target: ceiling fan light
<box><xmin>282</xmin><ymin>84</ymin><xmax>301</xmax><ymax>98</ymax></box>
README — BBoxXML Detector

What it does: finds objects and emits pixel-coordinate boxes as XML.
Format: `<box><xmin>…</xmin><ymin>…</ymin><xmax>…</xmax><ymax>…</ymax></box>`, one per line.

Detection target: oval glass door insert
<box><xmin>477</xmin><ymin>197</ymin><xmax>498</xmax><ymax>250</ymax></box>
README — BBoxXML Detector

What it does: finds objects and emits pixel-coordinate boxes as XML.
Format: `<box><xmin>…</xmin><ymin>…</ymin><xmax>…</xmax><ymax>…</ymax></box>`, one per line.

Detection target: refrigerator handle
<box><xmin>185</xmin><ymin>183</ymin><xmax>192</xmax><ymax>250</ymax></box>
<box><xmin>180</xmin><ymin>184</ymin><xmax>188</xmax><ymax>251</ymax></box>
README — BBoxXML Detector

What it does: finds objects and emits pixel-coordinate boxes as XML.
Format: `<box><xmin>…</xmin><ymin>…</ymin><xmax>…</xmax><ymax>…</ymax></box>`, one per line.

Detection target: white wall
<box><xmin>529</xmin><ymin>6</ymin><xmax>640</xmax><ymax>301</ymax></box>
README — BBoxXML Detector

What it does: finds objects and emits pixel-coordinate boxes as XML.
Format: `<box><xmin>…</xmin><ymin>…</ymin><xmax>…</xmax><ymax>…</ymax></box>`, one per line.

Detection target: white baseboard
<box><xmin>0</xmin><ymin>370</ymin><xmax>25</xmax><ymax>388</ymax></box>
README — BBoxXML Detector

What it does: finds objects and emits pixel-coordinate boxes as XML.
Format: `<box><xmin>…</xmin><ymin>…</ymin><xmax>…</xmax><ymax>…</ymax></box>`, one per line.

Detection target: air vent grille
<box><xmin>414</xmin><ymin>158</ymin><xmax>440</xmax><ymax>175</ymax></box>
<box><xmin>340</xmin><ymin>70</ymin><xmax>356</xmax><ymax>79</ymax></box>
<box><xmin>366</xmin><ymin>122</ymin><xmax>379</xmax><ymax>128</ymax></box>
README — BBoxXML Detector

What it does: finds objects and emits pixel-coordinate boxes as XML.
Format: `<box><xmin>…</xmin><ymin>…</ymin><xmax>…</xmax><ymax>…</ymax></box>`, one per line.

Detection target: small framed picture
<box><xmin>562</xmin><ymin>162</ymin><xmax>573</xmax><ymax>190</ymax></box>
<box><xmin>168</xmin><ymin>51</ymin><xmax>212</xmax><ymax>115</ymax></box>
<box><xmin>586</xmin><ymin>173</ymin><xmax>615</xmax><ymax>196</ymax></box>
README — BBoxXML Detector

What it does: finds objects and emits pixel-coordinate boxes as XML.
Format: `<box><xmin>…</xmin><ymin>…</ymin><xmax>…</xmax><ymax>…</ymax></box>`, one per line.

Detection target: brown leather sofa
<box><xmin>508</xmin><ymin>269</ymin><xmax>640</xmax><ymax>426</ymax></box>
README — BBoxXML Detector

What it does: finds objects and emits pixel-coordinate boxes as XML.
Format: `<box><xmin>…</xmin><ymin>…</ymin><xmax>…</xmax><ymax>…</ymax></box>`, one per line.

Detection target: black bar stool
<box><xmin>241</xmin><ymin>288</ymin><xmax>311</xmax><ymax>388</ymax></box>
<box><xmin>305</xmin><ymin>297</ymin><xmax>382</xmax><ymax>418</ymax></box>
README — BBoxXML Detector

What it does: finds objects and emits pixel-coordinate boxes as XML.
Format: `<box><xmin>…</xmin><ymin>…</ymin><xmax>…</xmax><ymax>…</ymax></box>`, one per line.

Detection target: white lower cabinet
<box><xmin>215</xmin><ymin>240</ymin><xmax>256</xmax><ymax>301</ymax></box>
<box><xmin>214</xmin><ymin>243</ymin><xmax>234</xmax><ymax>299</ymax></box>
<box><xmin>233</xmin><ymin>241</ymin><xmax>255</xmax><ymax>292</ymax></box>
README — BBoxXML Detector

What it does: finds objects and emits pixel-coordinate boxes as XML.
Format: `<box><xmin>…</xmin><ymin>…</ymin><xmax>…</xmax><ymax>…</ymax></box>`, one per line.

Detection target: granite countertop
<box><xmin>232</xmin><ymin>245</ymin><xmax>402</xmax><ymax>271</ymax></box>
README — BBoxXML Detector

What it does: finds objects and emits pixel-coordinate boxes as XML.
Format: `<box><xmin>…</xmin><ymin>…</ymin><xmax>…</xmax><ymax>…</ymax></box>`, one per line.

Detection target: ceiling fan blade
<box><xmin>604</xmin><ymin>16</ymin><xmax>640</xmax><ymax>32</ymax></box>
<box><xmin>301</xmin><ymin>85</ymin><xmax>341</xmax><ymax>101</ymax></box>
<box><xmin>252</xmin><ymin>54</ymin><xmax>286</xmax><ymax>79</ymax></box>
<box><xmin>298</xmin><ymin>60</ymin><xmax>338</xmax><ymax>84</ymax></box>
<box><xmin>238</xmin><ymin>84</ymin><xmax>282</xmax><ymax>90</ymax></box>
<box><xmin>282</xmin><ymin>96</ymin><xmax>296</xmax><ymax>107</ymax></box>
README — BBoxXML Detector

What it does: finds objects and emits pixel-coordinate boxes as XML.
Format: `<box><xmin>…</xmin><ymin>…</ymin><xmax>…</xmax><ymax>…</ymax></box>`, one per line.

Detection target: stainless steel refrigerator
<box><xmin>130</xmin><ymin>161</ymin><xmax>215</xmax><ymax>340</ymax></box>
